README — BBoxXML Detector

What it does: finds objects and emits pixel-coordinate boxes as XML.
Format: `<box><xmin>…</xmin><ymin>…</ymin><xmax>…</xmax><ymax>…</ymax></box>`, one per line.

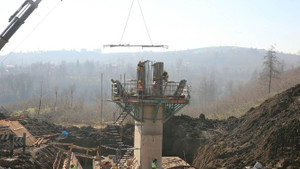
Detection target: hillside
<box><xmin>195</xmin><ymin>67</ymin><xmax>300</xmax><ymax>119</ymax></box>
<box><xmin>193</xmin><ymin>84</ymin><xmax>300</xmax><ymax>168</ymax></box>
<box><xmin>0</xmin><ymin>46</ymin><xmax>299</xmax><ymax>124</ymax></box>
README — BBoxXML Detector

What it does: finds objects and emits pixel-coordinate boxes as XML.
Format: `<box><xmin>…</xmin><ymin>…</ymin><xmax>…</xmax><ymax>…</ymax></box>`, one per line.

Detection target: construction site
<box><xmin>1</xmin><ymin>0</ymin><xmax>300</xmax><ymax>169</ymax></box>
<box><xmin>0</xmin><ymin>1</ymin><xmax>196</xmax><ymax>168</ymax></box>
<box><xmin>0</xmin><ymin>60</ymin><xmax>195</xmax><ymax>169</ymax></box>
<box><xmin>0</xmin><ymin>78</ymin><xmax>300</xmax><ymax>169</ymax></box>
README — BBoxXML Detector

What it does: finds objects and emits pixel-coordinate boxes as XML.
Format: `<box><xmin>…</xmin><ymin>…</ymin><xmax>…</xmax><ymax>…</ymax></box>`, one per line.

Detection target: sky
<box><xmin>0</xmin><ymin>0</ymin><xmax>300</xmax><ymax>55</ymax></box>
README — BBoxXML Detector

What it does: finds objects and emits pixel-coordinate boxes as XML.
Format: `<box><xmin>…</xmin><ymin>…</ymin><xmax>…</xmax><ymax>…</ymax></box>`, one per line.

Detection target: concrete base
<box><xmin>134</xmin><ymin>104</ymin><xmax>163</xmax><ymax>169</ymax></box>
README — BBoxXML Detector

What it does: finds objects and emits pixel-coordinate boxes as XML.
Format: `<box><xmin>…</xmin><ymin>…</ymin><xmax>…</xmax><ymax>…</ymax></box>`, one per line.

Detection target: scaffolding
<box><xmin>110</xmin><ymin>61</ymin><xmax>190</xmax><ymax>122</ymax></box>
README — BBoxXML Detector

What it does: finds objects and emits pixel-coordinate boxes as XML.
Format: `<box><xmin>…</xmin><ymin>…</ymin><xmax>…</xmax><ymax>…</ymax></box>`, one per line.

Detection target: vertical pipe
<box><xmin>99</xmin><ymin>73</ymin><xmax>103</xmax><ymax>166</ymax></box>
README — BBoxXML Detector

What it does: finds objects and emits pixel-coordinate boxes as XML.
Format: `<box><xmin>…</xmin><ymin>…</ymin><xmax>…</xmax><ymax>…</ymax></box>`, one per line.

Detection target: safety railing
<box><xmin>111</xmin><ymin>80</ymin><xmax>191</xmax><ymax>100</ymax></box>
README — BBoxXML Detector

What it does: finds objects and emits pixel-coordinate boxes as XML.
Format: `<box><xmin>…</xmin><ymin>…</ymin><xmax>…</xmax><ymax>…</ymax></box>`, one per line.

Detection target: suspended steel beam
<box><xmin>103</xmin><ymin>44</ymin><xmax>168</xmax><ymax>49</ymax></box>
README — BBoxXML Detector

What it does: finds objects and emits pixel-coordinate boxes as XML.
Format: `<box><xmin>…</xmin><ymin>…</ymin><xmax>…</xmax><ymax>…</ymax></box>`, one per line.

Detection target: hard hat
<box><xmin>138</xmin><ymin>80</ymin><xmax>141</xmax><ymax>83</ymax></box>
<box><xmin>139</xmin><ymin>61</ymin><xmax>142</xmax><ymax>63</ymax></box>
<box><xmin>163</xmin><ymin>70</ymin><xmax>166</xmax><ymax>72</ymax></box>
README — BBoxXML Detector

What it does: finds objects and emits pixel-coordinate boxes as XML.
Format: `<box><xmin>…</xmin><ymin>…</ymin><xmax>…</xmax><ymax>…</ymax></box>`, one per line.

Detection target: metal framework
<box><xmin>110</xmin><ymin>61</ymin><xmax>190</xmax><ymax>122</ymax></box>
<box><xmin>103</xmin><ymin>44</ymin><xmax>168</xmax><ymax>49</ymax></box>
<box><xmin>113</xmin><ymin>99</ymin><xmax>189</xmax><ymax>123</ymax></box>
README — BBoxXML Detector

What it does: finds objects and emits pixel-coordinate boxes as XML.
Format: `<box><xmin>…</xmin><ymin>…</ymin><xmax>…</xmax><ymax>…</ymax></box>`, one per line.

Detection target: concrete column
<box><xmin>134</xmin><ymin>104</ymin><xmax>163</xmax><ymax>169</ymax></box>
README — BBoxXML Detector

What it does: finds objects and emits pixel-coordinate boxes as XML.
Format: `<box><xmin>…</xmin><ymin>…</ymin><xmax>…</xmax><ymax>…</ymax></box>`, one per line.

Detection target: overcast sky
<box><xmin>0</xmin><ymin>0</ymin><xmax>300</xmax><ymax>55</ymax></box>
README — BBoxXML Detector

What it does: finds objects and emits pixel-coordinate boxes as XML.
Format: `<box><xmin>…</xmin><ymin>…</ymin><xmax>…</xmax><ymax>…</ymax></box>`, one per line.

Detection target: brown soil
<box><xmin>193</xmin><ymin>84</ymin><xmax>300</xmax><ymax>169</ymax></box>
<box><xmin>162</xmin><ymin>114</ymin><xmax>228</xmax><ymax>164</ymax></box>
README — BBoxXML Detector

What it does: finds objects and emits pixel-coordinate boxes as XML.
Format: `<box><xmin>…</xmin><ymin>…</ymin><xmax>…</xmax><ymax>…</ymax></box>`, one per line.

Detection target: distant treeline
<box><xmin>0</xmin><ymin>46</ymin><xmax>299</xmax><ymax>123</ymax></box>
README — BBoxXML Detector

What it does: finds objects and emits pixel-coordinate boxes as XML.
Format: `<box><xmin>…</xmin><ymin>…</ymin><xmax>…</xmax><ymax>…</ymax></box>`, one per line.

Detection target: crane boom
<box><xmin>0</xmin><ymin>0</ymin><xmax>42</xmax><ymax>51</ymax></box>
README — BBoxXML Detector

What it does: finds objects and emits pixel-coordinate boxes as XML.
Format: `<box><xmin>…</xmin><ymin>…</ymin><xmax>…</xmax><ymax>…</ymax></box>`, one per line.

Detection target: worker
<box><xmin>70</xmin><ymin>163</ymin><xmax>76</xmax><ymax>169</ymax></box>
<box><xmin>137</xmin><ymin>61</ymin><xmax>144</xmax><ymax>72</ymax></box>
<box><xmin>102</xmin><ymin>161</ymin><xmax>112</xmax><ymax>169</ymax></box>
<box><xmin>138</xmin><ymin>80</ymin><xmax>143</xmax><ymax>95</ymax></box>
<box><xmin>152</xmin><ymin>80</ymin><xmax>157</xmax><ymax>87</ymax></box>
<box><xmin>152</xmin><ymin>158</ymin><xmax>157</xmax><ymax>169</ymax></box>
<box><xmin>162</xmin><ymin>70</ymin><xmax>169</xmax><ymax>82</ymax></box>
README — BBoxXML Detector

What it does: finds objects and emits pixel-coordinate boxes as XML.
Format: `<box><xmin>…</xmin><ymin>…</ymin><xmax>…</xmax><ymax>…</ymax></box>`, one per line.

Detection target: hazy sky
<box><xmin>0</xmin><ymin>0</ymin><xmax>299</xmax><ymax>55</ymax></box>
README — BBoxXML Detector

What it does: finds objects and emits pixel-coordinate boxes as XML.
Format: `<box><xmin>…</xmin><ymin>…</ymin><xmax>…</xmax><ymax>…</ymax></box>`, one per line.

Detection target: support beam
<box><xmin>103</xmin><ymin>44</ymin><xmax>168</xmax><ymax>49</ymax></box>
<box><xmin>153</xmin><ymin>101</ymin><xmax>162</xmax><ymax>123</ymax></box>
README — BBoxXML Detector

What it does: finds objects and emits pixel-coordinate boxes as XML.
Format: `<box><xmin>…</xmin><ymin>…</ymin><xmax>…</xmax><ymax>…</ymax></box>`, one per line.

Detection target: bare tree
<box><xmin>260</xmin><ymin>46</ymin><xmax>281</xmax><ymax>94</ymax></box>
<box><xmin>63</xmin><ymin>89</ymin><xmax>69</xmax><ymax>109</ymax></box>
<box><xmin>38</xmin><ymin>79</ymin><xmax>44</xmax><ymax>115</ymax></box>
<box><xmin>53</xmin><ymin>86</ymin><xmax>59</xmax><ymax>111</ymax></box>
<box><xmin>225</xmin><ymin>80</ymin><xmax>234</xmax><ymax>96</ymax></box>
<box><xmin>69</xmin><ymin>85</ymin><xmax>76</xmax><ymax>108</ymax></box>
<box><xmin>198</xmin><ymin>74</ymin><xmax>217</xmax><ymax>107</ymax></box>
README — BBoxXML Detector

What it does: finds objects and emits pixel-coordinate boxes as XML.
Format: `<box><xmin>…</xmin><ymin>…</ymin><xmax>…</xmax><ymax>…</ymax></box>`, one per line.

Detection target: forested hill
<box><xmin>2</xmin><ymin>46</ymin><xmax>299</xmax><ymax>84</ymax></box>
<box><xmin>0</xmin><ymin>46</ymin><xmax>299</xmax><ymax>122</ymax></box>
<box><xmin>3</xmin><ymin>46</ymin><xmax>299</xmax><ymax>67</ymax></box>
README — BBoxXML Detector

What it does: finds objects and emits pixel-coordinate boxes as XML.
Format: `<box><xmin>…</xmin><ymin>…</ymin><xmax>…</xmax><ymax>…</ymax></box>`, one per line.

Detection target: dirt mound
<box><xmin>193</xmin><ymin>84</ymin><xmax>300</xmax><ymax>168</ymax></box>
<box><xmin>163</xmin><ymin>114</ymin><xmax>235</xmax><ymax>164</ymax></box>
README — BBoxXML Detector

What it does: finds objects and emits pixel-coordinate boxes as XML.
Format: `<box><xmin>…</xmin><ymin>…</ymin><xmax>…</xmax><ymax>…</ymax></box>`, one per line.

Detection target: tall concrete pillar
<box><xmin>134</xmin><ymin>104</ymin><xmax>163</xmax><ymax>169</ymax></box>
<box><xmin>111</xmin><ymin>61</ymin><xmax>190</xmax><ymax>169</ymax></box>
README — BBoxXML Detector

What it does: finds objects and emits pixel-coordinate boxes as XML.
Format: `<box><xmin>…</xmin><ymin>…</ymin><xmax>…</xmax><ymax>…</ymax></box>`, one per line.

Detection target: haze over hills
<box><xmin>0</xmin><ymin>46</ymin><xmax>299</xmax><ymax>120</ymax></box>
<box><xmin>3</xmin><ymin>46</ymin><xmax>299</xmax><ymax>68</ymax></box>
<box><xmin>2</xmin><ymin>46</ymin><xmax>299</xmax><ymax>88</ymax></box>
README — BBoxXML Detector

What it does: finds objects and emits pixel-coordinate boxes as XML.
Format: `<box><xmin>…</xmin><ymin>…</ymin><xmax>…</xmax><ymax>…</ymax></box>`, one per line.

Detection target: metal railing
<box><xmin>111</xmin><ymin>80</ymin><xmax>191</xmax><ymax>99</ymax></box>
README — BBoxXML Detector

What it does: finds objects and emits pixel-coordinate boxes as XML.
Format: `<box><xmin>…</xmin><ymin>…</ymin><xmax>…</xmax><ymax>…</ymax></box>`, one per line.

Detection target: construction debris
<box><xmin>0</xmin><ymin>120</ymin><xmax>36</xmax><ymax>146</ymax></box>
<box><xmin>162</xmin><ymin>157</ymin><xmax>196</xmax><ymax>169</ymax></box>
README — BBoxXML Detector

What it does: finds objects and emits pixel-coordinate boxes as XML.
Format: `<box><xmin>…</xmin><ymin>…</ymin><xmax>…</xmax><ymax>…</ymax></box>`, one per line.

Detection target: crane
<box><xmin>0</xmin><ymin>0</ymin><xmax>42</xmax><ymax>51</ymax></box>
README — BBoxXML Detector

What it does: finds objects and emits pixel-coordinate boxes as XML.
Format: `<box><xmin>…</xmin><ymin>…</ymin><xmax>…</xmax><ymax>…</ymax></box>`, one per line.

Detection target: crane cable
<box><xmin>0</xmin><ymin>1</ymin><xmax>61</xmax><ymax>64</ymax></box>
<box><xmin>119</xmin><ymin>0</ymin><xmax>153</xmax><ymax>45</ymax></box>
<box><xmin>119</xmin><ymin>0</ymin><xmax>135</xmax><ymax>44</ymax></box>
<box><xmin>137</xmin><ymin>0</ymin><xmax>153</xmax><ymax>45</ymax></box>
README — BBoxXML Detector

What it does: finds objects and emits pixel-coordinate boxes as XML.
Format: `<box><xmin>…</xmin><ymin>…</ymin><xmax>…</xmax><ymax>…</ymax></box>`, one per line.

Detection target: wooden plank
<box><xmin>0</xmin><ymin>120</ymin><xmax>36</xmax><ymax>146</ymax></box>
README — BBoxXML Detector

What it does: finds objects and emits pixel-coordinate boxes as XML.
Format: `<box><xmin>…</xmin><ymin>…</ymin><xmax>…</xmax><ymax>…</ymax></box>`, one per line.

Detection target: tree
<box><xmin>69</xmin><ymin>85</ymin><xmax>76</xmax><ymax>108</ymax></box>
<box><xmin>198</xmin><ymin>74</ymin><xmax>217</xmax><ymax>106</ymax></box>
<box><xmin>53</xmin><ymin>86</ymin><xmax>59</xmax><ymax>111</ymax></box>
<box><xmin>37</xmin><ymin>79</ymin><xmax>44</xmax><ymax>115</ymax></box>
<box><xmin>260</xmin><ymin>46</ymin><xmax>281</xmax><ymax>94</ymax></box>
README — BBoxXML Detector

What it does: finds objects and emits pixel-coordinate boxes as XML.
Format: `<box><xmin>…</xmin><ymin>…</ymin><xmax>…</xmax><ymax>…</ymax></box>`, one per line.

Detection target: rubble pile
<box><xmin>0</xmin><ymin>146</ymin><xmax>58</xmax><ymax>169</ymax></box>
<box><xmin>19</xmin><ymin>118</ymin><xmax>61</xmax><ymax>136</ymax></box>
<box><xmin>193</xmin><ymin>84</ymin><xmax>300</xmax><ymax>168</ymax></box>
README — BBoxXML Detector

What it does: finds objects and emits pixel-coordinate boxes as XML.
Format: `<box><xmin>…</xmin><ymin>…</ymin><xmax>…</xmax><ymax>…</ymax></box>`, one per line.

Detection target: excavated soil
<box><xmin>162</xmin><ymin>114</ymin><xmax>238</xmax><ymax>164</ymax></box>
<box><xmin>193</xmin><ymin>84</ymin><xmax>300</xmax><ymax>169</ymax></box>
